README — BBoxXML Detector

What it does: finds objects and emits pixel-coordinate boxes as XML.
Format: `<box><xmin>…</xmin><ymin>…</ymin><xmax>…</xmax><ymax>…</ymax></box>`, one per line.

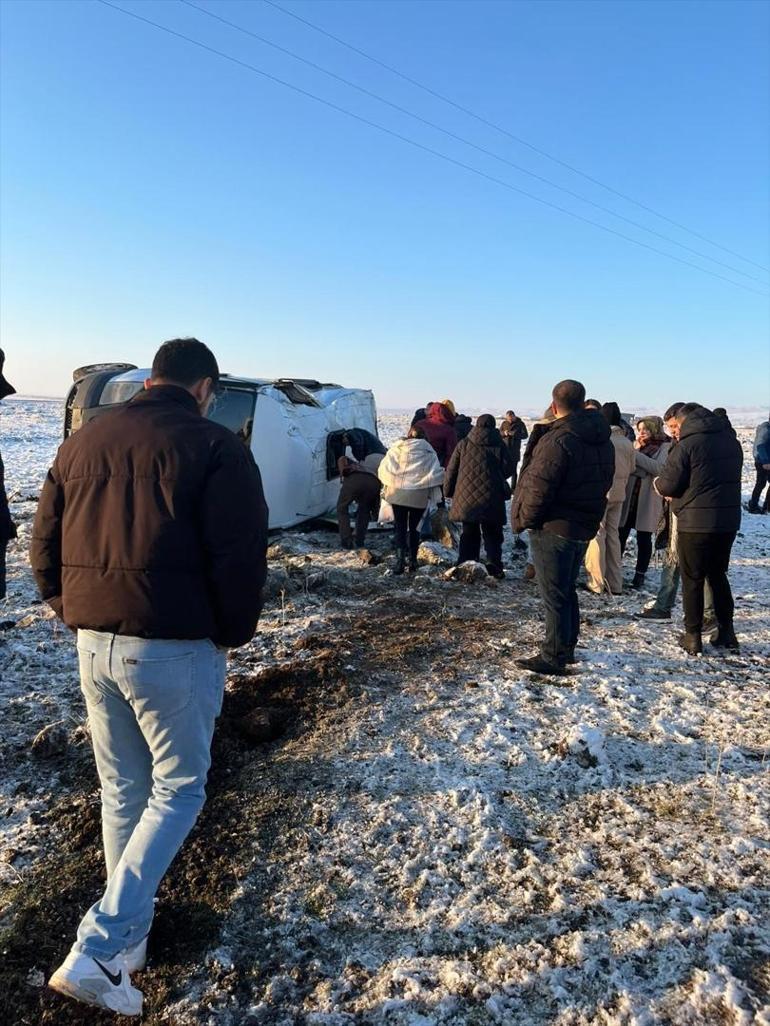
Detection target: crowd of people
<box><xmin>0</xmin><ymin>338</ymin><xmax>765</xmax><ymax>1016</ymax></box>
<box><xmin>339</xmin><ymin>387</ymin><xmax>753</xmax><ymax>673</ymax></box>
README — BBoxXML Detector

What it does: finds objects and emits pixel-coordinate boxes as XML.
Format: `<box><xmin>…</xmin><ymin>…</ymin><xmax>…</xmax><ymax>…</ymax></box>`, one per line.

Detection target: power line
<box><xmin>179</xmin><ymin>0</ymin><xmax>767</xmax><ymax>286</ymax></box>
<box><xmin>263</xmin><ymin>0</ymin><xmax>770</xmax><ymax>275</ymax></box>
<box><xmin>94</xmin><ymin>0</ymin><xmax>769</xmax><ymax>298</ymax></box>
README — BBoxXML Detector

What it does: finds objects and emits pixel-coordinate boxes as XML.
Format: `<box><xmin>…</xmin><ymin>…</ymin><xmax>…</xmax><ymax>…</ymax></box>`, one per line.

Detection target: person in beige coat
<box><xmin>620</xmin><ymin>416</ymin><xmax>670</xmax><ymax>589</ymax></box>
<box><xmin>585</xmin><ymin>403</ymin><xmax>636</xmax><ymax>594</ymax></box>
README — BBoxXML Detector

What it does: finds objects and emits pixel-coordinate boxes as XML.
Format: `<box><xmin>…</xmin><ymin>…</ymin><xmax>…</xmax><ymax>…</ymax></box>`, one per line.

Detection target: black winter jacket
<box><xmin>511</xmin><ymin>410</ymin><xmax>615</xmax><ymax>540</ymax></box>
<box><xmin>444</xmin><ymin>423</ymin><xmax>513</xmax><ymax>524</ymax></box>
<box><xmin>0</xmin><ymin>452</ymin><xmax>16</xmax><ymax>546</ymax></box>
<box><xmin>30</xmin><ymin>385</ymin><xmax>269</xmax><ymax>648</ymax></box>
<box><xmin>654</xmin><ymin>407</ymin><xmax>742</xmax><ymax>533</ymax></box>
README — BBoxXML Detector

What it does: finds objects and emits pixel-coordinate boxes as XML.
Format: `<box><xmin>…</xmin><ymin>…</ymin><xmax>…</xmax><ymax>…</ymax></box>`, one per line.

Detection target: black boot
<box><xmin>678</xmin><ymin>632</ymin><xmax>702</xmax><ymax>656</ymax></box>
<box><xmin>638</xmin><ymin>607</ymin><xmax>671</xmax><ymax>620</ymax></box>
<box><xmin>632</xmin><ymin>572</ymin><xmax>646</xmax><ymax>590</ymax></box>
<box><xmin>408</xmin><ymin>538</ymin><xmax>419</xmax><ymax>573</ymax></box>
<box><xmin>710</xmin><ymin>624</ymin><xmax>740</xmax><ymax>651</ymax></box>
<box><xmin>393</xmin><ymin>547</ymin><xmax>406</xmax><ymax>575</ymax></box>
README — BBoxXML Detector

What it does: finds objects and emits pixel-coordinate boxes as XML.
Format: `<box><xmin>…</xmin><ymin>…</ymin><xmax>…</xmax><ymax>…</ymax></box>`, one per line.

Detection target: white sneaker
<box><xmin>124</xmin><ymin>936</ymin><xmax>148</xmax><ymax>973</ymax></box>
<box><xmin>48</xmin><ymin>949</ymin><xmax>143</xmax><ymax>1016</ymax></box>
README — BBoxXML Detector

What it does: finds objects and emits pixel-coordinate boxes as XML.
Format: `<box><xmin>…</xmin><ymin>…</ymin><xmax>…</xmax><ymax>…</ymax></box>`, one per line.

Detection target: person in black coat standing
<box><xmin>0</xmin><ymin>349</ymin><xmax>16</xmax><ymax>600</ymax></box>
<box><xmin>511</xmin><ymin>380</ymin><xmax>615</xmax><ymax>674</ymax></box>
<box><xmin>500</xmin><ymin>410</ymin><xmax>529</xmax><ymax>489</ymax></box>
<box><xmin>444</xmin><ymin>414</ymin><xmax>513</xmax><ymax>579</ymax></box>
<box><xmin>654</xmin><ymin>402</ymin><xmax>743</xmax><ymax>655</ymax></box>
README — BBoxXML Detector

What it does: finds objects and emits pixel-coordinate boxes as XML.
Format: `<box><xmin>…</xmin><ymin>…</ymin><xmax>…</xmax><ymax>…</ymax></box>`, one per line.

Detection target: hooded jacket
<box><xmin>413</xmin><ymin>403</ymin><xmax>458</xmax><ymax>468</ymax></box>
<box><xmin>444</xmin><ymin>419</ymin><xmax>514</xmax><ymax>524</ymax></box>
<box><xmin>511</xmin><ymin>409</ymin><xmax>615</xmax><ymax>540</ymax></box>
<box><xmin>654</xmin><ymin>406</ymin><xmax>743</xmax><ymax>533</ymax></box>
<box><xmin>30</xmin><ymin>385</ymin><xmax>269</xmax><ymax>648</ymax></box>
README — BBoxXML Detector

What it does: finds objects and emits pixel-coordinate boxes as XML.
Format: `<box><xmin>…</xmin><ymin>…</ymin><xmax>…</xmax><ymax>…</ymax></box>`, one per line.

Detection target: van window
<box><xmin>99</xmin><ymin>380</ymin><xmax>144</xmax><ymax>406</ymax></box>
<box><xmin>209</xmin><ymin>388</ymin><xmax>257</xmax><ymax>446</ymax></box>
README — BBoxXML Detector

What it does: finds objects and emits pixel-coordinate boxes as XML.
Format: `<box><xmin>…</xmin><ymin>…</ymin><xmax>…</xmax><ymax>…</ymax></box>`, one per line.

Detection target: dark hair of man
<box><xmin>663</xmin><ymin>401</ymin><xmax>686</xmax><ymax>421</ymax></box>
<box><xmin>552</xmin><ymin>379</ymin><xmax>586</xmax><ymax>413</ymax></box>
<box><xmin>477</xmin><ymin>413</ymin><xmax>496</xmax><ymax>429</ymax></box>
<box><xmin>506</xmin><ymin>409</ymin><xmax>515</xmax><ymax>417</ymax></box>
<box><xmin>408</xmin><ymin>425</ymin><xmax>426</xmax><ymax>440</ymax></box>
<box><xmin>601</xmin><ymin>401</ymin><xmax>621</xmax><ymax>427</ymax></box>
<box><xmin>151</xmin><ymin>338</ymin><xmax>220</xmax><ymax>388</ymax></box>
<box><xmin>676</xmin><ymin>402</ymin><xmax>702</xmax><ymax>422</ymax></box>
<box><xmin>584</xmin><ymin>398</ymin><xmax>602</xmax><ymax>410</ymax></box>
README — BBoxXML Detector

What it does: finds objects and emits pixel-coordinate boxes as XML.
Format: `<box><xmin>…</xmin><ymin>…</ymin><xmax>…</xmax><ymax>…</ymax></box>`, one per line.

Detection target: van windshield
<box><xmin>209</xmin><ymin>388</ymin><xmax>256</xmax><ymax>446</ymax></box>
<box><xmin>99</xmin><ymin>380</ymin><xmax>144</xmax><ymax>406</ymax></box>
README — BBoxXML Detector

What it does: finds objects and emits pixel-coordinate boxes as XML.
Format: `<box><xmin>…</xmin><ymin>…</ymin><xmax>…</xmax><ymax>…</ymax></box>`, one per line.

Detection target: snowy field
<box><xmin>1</xmin><ymin>397</ymin><xmax>768</xmax><ymax>1026</ymax></box>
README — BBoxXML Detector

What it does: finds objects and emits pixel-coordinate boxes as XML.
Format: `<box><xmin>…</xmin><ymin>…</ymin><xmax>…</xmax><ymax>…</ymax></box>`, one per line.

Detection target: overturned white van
<box><xmin>64</xmin><ymin>364</ymin><xmax>383</xmax><ymax>530</ymax></box>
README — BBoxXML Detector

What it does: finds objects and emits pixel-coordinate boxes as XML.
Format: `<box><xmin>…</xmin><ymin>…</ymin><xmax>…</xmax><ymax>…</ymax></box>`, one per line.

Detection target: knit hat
<box><xmin>0</xmin><ymin>349</ymin><xmax>16</xmax><ymax>401</ymax></box>
<box><xmin>440</xmin><ymin>399</ymin><xmax>456</xmax><ymax>416</ymax></box>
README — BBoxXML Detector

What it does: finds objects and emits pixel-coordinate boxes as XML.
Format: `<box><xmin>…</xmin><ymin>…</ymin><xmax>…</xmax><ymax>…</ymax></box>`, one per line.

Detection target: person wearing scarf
<box><xmin>378</xmin><ymin>426</ymin><xmax>444</xmax><ymax>574</ymax></box>
<box><xmin>619</xmin><ymin>416</ymin><xmax>670</xmax><ymax>589</ymax></box>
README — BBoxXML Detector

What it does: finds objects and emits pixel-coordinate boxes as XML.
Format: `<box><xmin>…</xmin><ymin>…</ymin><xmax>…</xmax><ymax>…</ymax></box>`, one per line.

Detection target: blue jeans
<box><xmin>529</xmin><ymin>530</ymin><xmax>588</xmax><ymax>666</ymax></box>
<box><xmin>74</xmin><ymin>631</ymin><xmax>226</xmax><ymax>960</ymax></box>
<box><xmin>652</xmin><ymin>562</ymin><xmax>716</xmax><ymax>619</ymax></box>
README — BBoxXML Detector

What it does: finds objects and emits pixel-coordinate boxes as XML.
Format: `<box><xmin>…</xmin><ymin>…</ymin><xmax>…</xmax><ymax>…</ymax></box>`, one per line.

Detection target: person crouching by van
<box><xmin>336</xmin><ymin>452</ymin><xmax>383</xmax><ymax>550</ymax></box>
<box><xmin>378</xmin><ymin>426</ymin><xmax>444</xmax><ymax>574</ymax></box>
<box><xmin>444</xmin><ymin>414</ymin><xmax>513</xmax><ymax>579</ymax></box>
<box><xmin>31</xmin><ymin>338</ymin><xmax>269</xmax><ymax>1017</ymax></box>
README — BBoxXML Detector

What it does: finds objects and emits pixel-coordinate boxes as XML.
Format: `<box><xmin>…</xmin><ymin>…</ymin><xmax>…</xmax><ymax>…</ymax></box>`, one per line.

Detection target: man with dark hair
<box><xmin>654</xmin><ymin>402</ymin><xmax>742</xmax><ymax>654</ymax></box>
<box><xmin>32</xmin><ymin>337</ymin><xmax>269</xmax><ymax>1015</ymax></box>
<box><xmin>499</xmin><ymin>410</ymin><xmax>529</xmax><ymax>489</ymax></box>
<box><xmin>511</xmin><ymin>379</ymin><xmax>614</xmax><ymax>674</ymax></box>
<box><xmin>584</xmin><ymin>398</ymin><xmax>602</xmax><ymax>411</ymax></box>
<box><xmin>639</xmin><ymin>402</ymin><xmax>714</xmax><ymax>624</ymax></box>
<box><xmin>0</xmin><ymin>349</ymin><xmax>17</xmax><ymax>600</ymax></box>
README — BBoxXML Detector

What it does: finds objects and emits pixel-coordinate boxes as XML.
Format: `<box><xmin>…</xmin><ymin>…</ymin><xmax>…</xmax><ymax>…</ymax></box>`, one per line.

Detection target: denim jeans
<box><xmin>529</xmin><ymin>530</ymin><xmax>588</xmax><ymax>666</ymax></box>
<box><xmin>652</xmin><ymin>561</ymin><xmax>716</xmax><ymax>619</ymax></box>
<box><xmin>74</xmin><ymin>630</ymin><xmax>226</xmax><ymax>960</ymax></box>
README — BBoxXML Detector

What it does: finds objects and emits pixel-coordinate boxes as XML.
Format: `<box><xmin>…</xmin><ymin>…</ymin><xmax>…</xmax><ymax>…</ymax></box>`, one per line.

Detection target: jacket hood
<box><xmin>679</xmin><ymin>406</ymin><xmax>729</xmax><ymax>440</ymax></box>
<box><xmin>551</xmin><ymin>409</ymin><xmax>611</xmax><ymax>447</ymax></box>
<box><xmin>468</xmin><ymin>422</ymin><xmax>502</xmax><ymax>447</ymax></box>
<box><xmin>427</xmin><ymin>402</ymin><xmax>455</xmax><ymax>426</ymax></box>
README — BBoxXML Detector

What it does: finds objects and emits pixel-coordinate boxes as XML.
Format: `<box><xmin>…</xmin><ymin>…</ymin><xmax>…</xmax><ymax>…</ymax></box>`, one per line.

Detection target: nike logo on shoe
<box><xmin>93</xmin><ymin>959</ymin><xmax>122</xmax><ymax>986</ymax></box>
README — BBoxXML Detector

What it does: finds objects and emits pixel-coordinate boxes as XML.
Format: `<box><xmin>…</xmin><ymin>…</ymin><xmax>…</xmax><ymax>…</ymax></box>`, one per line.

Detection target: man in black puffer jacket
<box><xmin>32</xmin><ymin>339</ymin><xmax>269</xmax><ymax>1015</ymax></box>
<box><xmin>512</xmin><ymin>380</ymin><xmax>615</xmax><ymax>674</ymax></box>
<box><xmin>654</xmin><ymin>402</ymin><xmax>743</xmax><ymax>654</ymax></box>
<box><xmin>444</xmin><ymin>414</ymin><xmax>513</xmax><ymax>578</ymax></box>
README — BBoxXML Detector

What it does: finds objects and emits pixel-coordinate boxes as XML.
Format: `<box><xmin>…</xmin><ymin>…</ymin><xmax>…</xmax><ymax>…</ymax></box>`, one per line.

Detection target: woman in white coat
<box><xmin>620</xmin><ymin>416</ymin><xmax>670</xmax><ymax>589</ymax></box>
<box><xmin>378</xmin><ymin>425</ymin><xmax>445</xmax><ymax>574</ymax></box>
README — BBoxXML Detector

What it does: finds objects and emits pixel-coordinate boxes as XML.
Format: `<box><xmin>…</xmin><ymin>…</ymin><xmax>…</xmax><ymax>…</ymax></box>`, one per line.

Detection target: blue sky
<box><xmin>1</xmin><ymin>0</ymin><xmax>768</xmax><ymax>410</ymax></box>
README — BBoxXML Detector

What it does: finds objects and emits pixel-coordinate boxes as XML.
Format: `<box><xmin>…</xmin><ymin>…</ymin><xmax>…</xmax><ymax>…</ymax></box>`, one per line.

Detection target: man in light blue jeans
<box><xmin>74</xmin><ymin>633</ymin><xmax>226</xmax><ymax>962</ymax></box>
<box><xmin>31</xmin><ymin>339</ymin><xmax>268</xmax><ymax>1015</ymax></box>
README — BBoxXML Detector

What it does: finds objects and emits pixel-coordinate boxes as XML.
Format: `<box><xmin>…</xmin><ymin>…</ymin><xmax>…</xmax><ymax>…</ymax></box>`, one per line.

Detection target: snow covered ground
<box><xmin>1</xmin><ymin>397</ymin><xmax>768</xmax><ymax>1026</ymax></box>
